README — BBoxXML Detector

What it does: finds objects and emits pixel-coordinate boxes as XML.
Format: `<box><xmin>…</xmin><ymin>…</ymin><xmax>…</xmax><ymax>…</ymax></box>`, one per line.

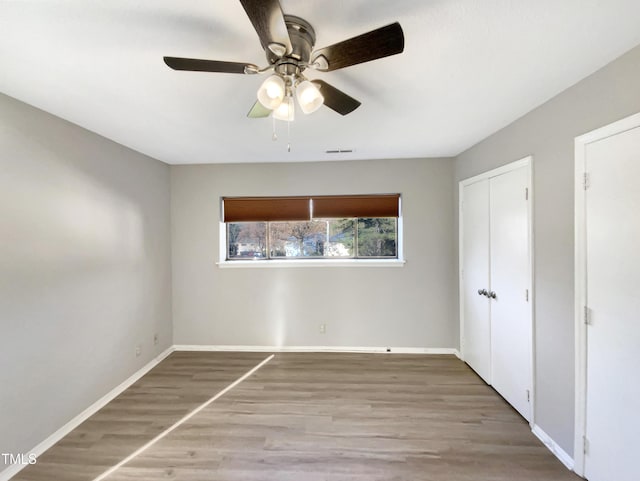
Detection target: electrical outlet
<box><xmin>153</xmin><ymin>334</ymin><xmax>158</xmax><ymax>345</ymax></box>
<box><xmin>319</xmin><ymin>323</ymin><xmax>326</xmax><ymax>334</ymax></box>
<box><xmin>135</xmin><ymin>344</ymin><xmax>142</xmax><ymax>357</ymax></box>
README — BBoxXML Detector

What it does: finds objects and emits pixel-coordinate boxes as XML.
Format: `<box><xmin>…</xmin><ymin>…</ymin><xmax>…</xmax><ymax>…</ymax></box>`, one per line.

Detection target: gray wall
<box><xmin>0</xmin><ymin>93</ymin><xmax>172</xmax><ymax>470</ymax></box>
<box><xmin>455</xmin><ymin>44</ymin><xmax>640</xmax><ymax>456</ymax></box>
<box><xmin>171</xmin><ymin>158</ymin><xmax>456</xmax><ymax>349</ymax></box>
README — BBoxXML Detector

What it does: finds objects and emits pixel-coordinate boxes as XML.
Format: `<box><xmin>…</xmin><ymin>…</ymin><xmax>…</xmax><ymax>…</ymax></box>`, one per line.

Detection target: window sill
<box><xmin>217</xmin><ymin>259</ymin><xmax>406</xmax><ymax>269</ymax></box>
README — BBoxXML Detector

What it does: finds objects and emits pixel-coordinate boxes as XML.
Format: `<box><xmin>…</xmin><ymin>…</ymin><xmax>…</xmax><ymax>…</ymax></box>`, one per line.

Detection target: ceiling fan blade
<box><xmin>311</xmin><ymin>22</ymin><xmax>404</xmax><ymax>72</ymax></box>
<box><xmin>164</xmin><ymin>57</ymin><xmax>258</xmax><ymax>74</ymax></box>
<box><xmin>247</xmin><ymin>100</ymin><xmax>272</xmax><ymax>118</ymax></box>
<box><xmin>313</xmin><ymin>80</ymin><xmax>361</xmax><ymax>115</ymax></box>
<box><xmin>239</xmin><ymin>0</ymin><xmax>292</xmax><ymax>56</ymax></box>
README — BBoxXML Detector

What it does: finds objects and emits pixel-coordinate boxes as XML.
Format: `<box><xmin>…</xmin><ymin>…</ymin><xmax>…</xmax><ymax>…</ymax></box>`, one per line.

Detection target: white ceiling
<box><xmin>2</xmin><ymin>1</ymin><xmax>640</xmax><ymax>165</ymax></box>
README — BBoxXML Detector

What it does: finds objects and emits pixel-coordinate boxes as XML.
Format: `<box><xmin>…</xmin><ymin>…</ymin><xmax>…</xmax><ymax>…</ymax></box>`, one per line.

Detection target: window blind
<box><xmin>222</xmin><ymin>196</ymin><xmax>311</xmax><ymax>222</ymax></box>
<box><xmin>311</xmin><ymin>194</ymin><xmax>400</xmax><ymax>218</ymax></box>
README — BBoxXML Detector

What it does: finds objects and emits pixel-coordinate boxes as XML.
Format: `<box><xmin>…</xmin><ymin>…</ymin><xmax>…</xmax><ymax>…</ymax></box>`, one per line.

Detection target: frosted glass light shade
<box><xmin>257</xmin><ymin>75</ymin><xmax>285</xmax><ymax>110</ymax></box>
<box><xmin>273</xmin><ymin>96</ymin><xmax>295</xmax><ymax>122</ymax></box>
<box><xmin>296</xmin><ymin>80</ymin><xmax>324</xmax><ymax>114</ymax></box>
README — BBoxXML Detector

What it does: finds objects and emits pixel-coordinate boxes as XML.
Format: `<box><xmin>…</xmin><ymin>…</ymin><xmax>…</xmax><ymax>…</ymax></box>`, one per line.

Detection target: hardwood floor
<box><xmin>12</xmin><ymin>352</ymin><xmax>580</xmax><ymax>481</ymax></box>
<box><xmin>10</xmin><ymin>352</ymin><xmax>268</xmax><ymax>481</ymax></box>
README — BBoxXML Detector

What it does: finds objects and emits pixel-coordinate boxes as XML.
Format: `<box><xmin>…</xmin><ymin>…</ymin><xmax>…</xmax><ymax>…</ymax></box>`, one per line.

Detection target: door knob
<box><xmin>478</xmin><ymin>289</ymin><xmax>488</xmax><ymax>296</ymax></box>
<box><xmin>489</xmin><ymin>291</ymin><xmax>497</xmax><ymax>299</ymax></box>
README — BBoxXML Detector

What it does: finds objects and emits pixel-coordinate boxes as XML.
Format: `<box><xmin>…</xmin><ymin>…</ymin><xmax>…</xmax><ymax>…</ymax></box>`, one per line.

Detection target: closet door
<box><xmin>462</xmin><ymin>179</ymin><xmax>491</xmax><ymax>383</ymax></box>
<box><xmin>489</xmin><ymin>166</ymin><xmax>531</xmax><ymax>421</ymax></box>
<box><xmin>583</xmin><ymin>125</ymin><xmax>640</xmax><ymax>481</ymax></box>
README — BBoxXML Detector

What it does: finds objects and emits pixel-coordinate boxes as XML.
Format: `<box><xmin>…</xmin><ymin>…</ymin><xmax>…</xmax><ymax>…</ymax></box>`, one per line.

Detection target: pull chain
<box><xmin>272</xmin><ymin>115</ymin><xmax>277</xmax><ymax>141</ymax></box>
<box><xmin>287</xmin><ymin>118</ymin><xmax>291</xmax><ymax>153</ymax></box>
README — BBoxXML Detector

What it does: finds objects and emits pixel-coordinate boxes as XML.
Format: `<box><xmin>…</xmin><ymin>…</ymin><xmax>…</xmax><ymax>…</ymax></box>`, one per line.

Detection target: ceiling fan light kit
<box><xmin>296</xmin><ymin>80</ymin><xmax>324</xmax><ymax>114</ymax></box>
<box><xmin>273</xmin><ymin>95</ymin><xmax>295</xmax><ymax>122</ymax></box>
<box><xmin>163</xmin><ymin>0</ymin><xmax>405</xmax><ymax>125</ymax></box>
<box><xmin>257</xmin><ymin>75</ymin><xmax>286</xmax><ymax>110</ymax></box>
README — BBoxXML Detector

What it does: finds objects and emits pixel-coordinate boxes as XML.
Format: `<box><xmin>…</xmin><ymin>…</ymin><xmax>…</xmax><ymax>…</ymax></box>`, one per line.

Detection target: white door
<box><xmin>584</xmin><ymin>126</ymin><xmax>640</xmax><ymax>481</ymax></box>
<box><xmin>489</xmin><ymin>166</ymin><xmax>531</xmax><ymax>421</ymax></box>
<box><xmin>462</xmin><ymin>179</ymin><xmax>491</xmax><ymax>383</ymax></box>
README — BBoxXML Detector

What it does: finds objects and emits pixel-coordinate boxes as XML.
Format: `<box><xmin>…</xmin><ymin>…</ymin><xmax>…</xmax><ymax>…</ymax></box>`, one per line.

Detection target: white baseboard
<box><xmin>532</xmin><ymin>424</ymin><xmax>574</xmax><ymax>471</ymax></box>
<box><xmin>0</xmin><ymin>347</ymin><xmax>175</xmax><ymax>481</ymax></box>
<box><xmin>174</xmin><ymin>345</ymin><xmax>460</xmax><ymax>356</ymax></box>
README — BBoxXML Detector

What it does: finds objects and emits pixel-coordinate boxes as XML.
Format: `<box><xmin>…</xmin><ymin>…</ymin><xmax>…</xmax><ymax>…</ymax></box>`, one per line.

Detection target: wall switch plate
<box><xmin>319</xmin><ymin>323</ymin><xmax>326</xmax><ymax>334</ymax></box>
<box><xmin>135</xmin><ymin>344</ymin><xmax>142</xmax><ymax>357</ymax></box>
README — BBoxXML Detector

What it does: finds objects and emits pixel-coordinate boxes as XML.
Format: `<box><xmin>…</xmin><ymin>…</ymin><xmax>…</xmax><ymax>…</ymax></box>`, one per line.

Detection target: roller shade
<box><xmin>223</xmin><ymin>196</ymin><xmax>311</xmax><ymax>222</ymax></box>
<box><xmin>312</xmin><ymin>194</ymin><xmax>400</xmax><ymax>218</ymax></box>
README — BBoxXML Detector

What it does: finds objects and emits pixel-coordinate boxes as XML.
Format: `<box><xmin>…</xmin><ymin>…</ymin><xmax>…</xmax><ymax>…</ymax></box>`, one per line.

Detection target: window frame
<box><xmin>218</xmin><ymin>195</ymin><xmax>405</xmax><ymax>268</ymax></box>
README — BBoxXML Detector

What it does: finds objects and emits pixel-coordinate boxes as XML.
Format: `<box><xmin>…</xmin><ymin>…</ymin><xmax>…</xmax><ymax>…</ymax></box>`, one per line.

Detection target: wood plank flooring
<box><xmin>12</xmin><ymin>352</ymin><xmax>580</xmax><ymax>481</ymax></box>
<box><xmin>10</xmin><ymin>352</ymin><xmax>268</xmax><ymax>481</ymax></box>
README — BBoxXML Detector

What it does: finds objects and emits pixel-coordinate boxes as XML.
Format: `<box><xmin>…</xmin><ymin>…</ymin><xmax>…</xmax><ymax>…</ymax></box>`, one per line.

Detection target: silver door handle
<box><xmin>489</xmin><ymin>291</ymin><xmax>497</xmax><ymax>299</ymax></box>
<box><xmin>478</xmin><ymin>289</ymin><xmax>488</xmax><ymax>296</ymax></box>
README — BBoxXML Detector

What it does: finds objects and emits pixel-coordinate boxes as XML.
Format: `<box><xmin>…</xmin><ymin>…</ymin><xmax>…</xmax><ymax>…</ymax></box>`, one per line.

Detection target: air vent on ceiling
<box><xmin>326</xmin><ymin>149</ymin><xmax>354</xmax><ymax>154</ymax></box>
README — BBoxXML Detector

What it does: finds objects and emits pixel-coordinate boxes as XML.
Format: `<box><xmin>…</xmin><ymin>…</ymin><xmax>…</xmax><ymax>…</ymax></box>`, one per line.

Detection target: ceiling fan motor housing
<box><xmin>267</xmin><ymin>15</ymin><xmax>316</xmax><ymax>73</ymax></box>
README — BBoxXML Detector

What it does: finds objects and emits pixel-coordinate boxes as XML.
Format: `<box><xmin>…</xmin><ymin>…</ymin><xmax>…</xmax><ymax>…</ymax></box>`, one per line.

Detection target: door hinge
<box><xmin>583</xmin><ymin>436</ymin><xmax>589</xmax><ymax>455</ymax></box>
<box><xmin>584</xmin><ymin>306</ymin><xmax>592</xmax><ymax>325</ymax></box>
<box><xmin>525</xmin><ymin>289</ymin><xmax>529</xmax><ymax>302</ymax></box>
<box><xmin>583</xmin><ymin>172</ymin><xmax>591</xmax><ymax>190</ymax></box>
<box><xmin>525</xmin><ymin>187</ymin><xmax>529</xmax><ymax>200</ymax></box>
<box><xmin>526</xmin><ymin>389</ymin><xmax>530</xmax><ymax>402</ymax></box>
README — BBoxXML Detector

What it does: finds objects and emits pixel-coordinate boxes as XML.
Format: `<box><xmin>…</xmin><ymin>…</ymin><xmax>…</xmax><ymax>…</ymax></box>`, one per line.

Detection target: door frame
<box><xmin>573</xmin><ymin>112</ymin><xmax>640</xmax><ymax>477</ymax></box>
<box><xmin>459</xmin><ymin>156</ymin><xmax>535</xmax><ymax>425</ymax></box>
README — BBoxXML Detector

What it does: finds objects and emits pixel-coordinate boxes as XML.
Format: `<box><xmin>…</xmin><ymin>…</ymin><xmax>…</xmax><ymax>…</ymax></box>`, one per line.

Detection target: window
<box><xmin>222</xmin><ymin>195</ymin><xmax>401</xmax><ymax>262</ymax></box>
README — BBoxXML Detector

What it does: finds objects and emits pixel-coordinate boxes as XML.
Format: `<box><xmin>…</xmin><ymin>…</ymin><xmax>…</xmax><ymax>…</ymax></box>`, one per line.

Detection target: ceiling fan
<box><xmin>163</xmin><ymin>0</ymin><xmax>404</xmax><ymax>121</ymax></box>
